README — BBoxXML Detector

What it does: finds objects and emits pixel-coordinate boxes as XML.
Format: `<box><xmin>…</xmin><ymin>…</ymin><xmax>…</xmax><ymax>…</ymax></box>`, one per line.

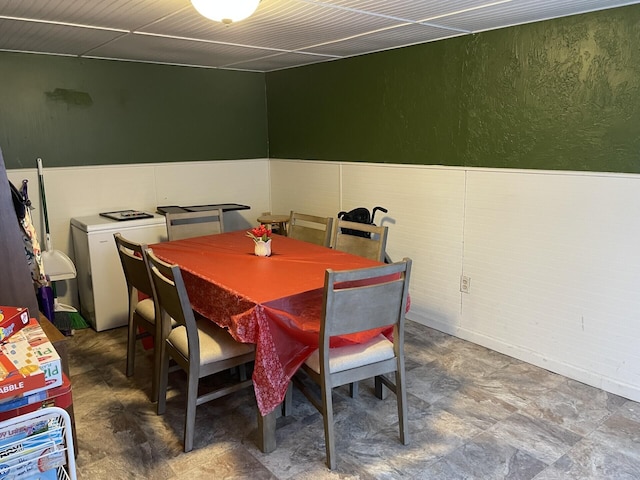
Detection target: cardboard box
<box><xmin>17</xmin><ymin>319</ymin><xmax>62</xmax><ymax>391</ymax></box>
<box><xmin>0</xmin><ymin>335</ymin><xmax>46</xmax><ymax>401</ymax></box>
<box><xmin>0</xmin><ymin>374</ymin><xmax>72</xmax><ymax>420</ymax></box>
<box><xmin>0</xmin><ymin>307</ymin><xmax>30</xmax><ymax>342</ymax></box>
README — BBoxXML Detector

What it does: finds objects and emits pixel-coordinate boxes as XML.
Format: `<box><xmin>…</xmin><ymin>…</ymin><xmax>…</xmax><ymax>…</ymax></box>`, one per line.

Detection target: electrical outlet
<box><xmin>460</xmin><ymin>275</ymin><xmax>470</xmax><ymax>293</ymax></box>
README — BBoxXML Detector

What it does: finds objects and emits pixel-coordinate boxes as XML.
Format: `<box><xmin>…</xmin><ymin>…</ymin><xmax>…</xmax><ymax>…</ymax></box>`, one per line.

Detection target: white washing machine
<box><xmin>71</xmin><ymin>214</ymin><xmax>167</xmax><ymax>331</ymax></box>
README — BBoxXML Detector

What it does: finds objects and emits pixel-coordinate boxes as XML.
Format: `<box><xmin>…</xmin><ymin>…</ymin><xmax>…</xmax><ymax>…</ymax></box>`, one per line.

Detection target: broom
<box><xmin>37</xmin><ymin>158</ymin><xmax>89</xmax><ymax>332</ymax></box>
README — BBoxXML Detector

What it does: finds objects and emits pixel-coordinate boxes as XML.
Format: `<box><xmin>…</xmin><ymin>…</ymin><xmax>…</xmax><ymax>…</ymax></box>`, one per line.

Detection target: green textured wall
<box><xmin>0</xmin><ymin>53</ymin><xmax>267</xmax><ymax>169</ymax></box>
<box><xmin>266</xmin><ymin>6</ymin><xmax>640</xmax><ymax>173</ymax></box>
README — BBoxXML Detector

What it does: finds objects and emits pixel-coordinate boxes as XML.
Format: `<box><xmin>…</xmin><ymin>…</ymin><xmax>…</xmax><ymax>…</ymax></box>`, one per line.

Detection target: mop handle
<box><xmin>37</xmin><ymin>157</ymin><xmax>52</xmax><ymax>251</ymax></box>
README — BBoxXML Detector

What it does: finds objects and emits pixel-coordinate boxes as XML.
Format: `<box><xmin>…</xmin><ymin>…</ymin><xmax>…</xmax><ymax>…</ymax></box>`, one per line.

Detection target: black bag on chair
<box><xmin>337</xmin><ymin>206</ymin><xmax>387</xmax><ymax>238</ymax></box>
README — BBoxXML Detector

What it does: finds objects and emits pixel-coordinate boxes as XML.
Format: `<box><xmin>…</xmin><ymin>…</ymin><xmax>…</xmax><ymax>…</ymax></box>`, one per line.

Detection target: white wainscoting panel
<box><xmin>153</xmin><ymin>159</ymin><xmax>270</xmax><ymax>231</ymax></box>
<box><xmin>340</xmin><ymin>163</ymin><xmax>466</xmax><ymax>327</ymax></box>
<box><xmin>462</xmin><ymin>169</ymin><xmax>640</xmax><ymax>401</ymax></box>
<box><xmin>269</xmin><ymin>160</ymin><xmax>341</xmax><ymax>220</ymax></box>
<box><xmin>269</xmin><ymin>159</ymin><xmax>640</xmax><ymax>403</ymax></box>
<box><xmin>7</xmin><ymin>159</ymin><xmax>270</xmax><ymax>309</ymax></box>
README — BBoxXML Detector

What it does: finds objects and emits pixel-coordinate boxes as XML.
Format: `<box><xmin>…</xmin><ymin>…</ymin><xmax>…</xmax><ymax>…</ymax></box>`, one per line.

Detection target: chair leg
<box><xmin>156</xmin><ymin>349</ymin><xmax>170</xmax><ymax>415</ymax></box>
<box><xmin>150</xmin><ymin>333</ymin><xmax>162</xmax><ymax>403</ymax></box>
<box><xmin>395</xmin><ymin>366</ymin><xmax>409</xmax><ymax>445</ymax></box>
<box><xmin>321</xmin><ymin>381</ymin><xmax>336</xmax><ymax>470</ymax></box>
<box><xmin>183</xmin><ymin>370</ymin><xmax>199</xmax><ymax>452</ymax></box>
<box><xmin>349</xmin><ymin>381</ymin><xmax>358</xmax><ymax>398</ymax></box>
<box><xmin>374</xmin><ymin>375</ymin><xmax>390</xmax><ymax>400</ymax></box>
<box><xmin>238</xmin><ymin>364</ymin><xmax>247</xmax><ymax>382</ymax></box>
<box><xmin>126</xmin><ymin>314</ymin><xmax>136</xmax><ymax>377</ymax></box>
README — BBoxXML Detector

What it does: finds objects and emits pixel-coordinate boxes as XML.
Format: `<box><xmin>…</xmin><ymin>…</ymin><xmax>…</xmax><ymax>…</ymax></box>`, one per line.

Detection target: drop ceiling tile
<box><xmin>0</xmin><ymin>0</ymin><xmax>188</xmax><ymax>30</ymax></box>
<box><xmin>0</xmin><ymin>18</ymin><xmax>125</xmax><ymax>56</ymax></box>
<box><xmin>305</xmin><ymin>22</ymin><xmax>466</xmax><ymax>57</ymax></box>
<box><xmin>87</xmin><ymin>33</ymin><xmax>285</xmax><ymax>69</ymax></box>
<box><xmin>227</xmin><ymin>51</ymin><xmax>337</xmax><ymax>71</ymax></box>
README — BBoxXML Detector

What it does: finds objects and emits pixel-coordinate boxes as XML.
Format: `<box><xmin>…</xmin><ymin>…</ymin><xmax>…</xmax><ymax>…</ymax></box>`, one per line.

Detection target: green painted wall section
<box><xmin>0</xmin><ymin>53</ymin><xmax>267</xmax><ymax>169</ymax></box>
<box><xmin>266</xmin><ymin>6</ymin><xmax>640</xmax><ymax>173</ymax></box>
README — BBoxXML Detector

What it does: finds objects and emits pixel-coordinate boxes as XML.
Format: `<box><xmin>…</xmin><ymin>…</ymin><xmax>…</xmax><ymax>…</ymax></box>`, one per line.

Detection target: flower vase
<box><xmin>254</xmin><ymin>239</ymin><xmax>272</xmax><ymax>257</ymax></box>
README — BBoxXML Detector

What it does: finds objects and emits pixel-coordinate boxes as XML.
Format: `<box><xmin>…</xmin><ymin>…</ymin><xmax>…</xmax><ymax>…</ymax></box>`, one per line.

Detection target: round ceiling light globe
<box><xmin>191</xmin><ymin>0</ymin><xmax>261</xmax><ymax>24</ymax></box>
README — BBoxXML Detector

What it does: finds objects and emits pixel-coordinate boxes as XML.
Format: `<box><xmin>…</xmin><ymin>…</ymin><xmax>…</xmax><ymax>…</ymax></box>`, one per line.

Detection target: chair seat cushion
<box><xmin>135</xmin><ymin>299</ymin><xmax>178</xmax><ymax>328</ymax></box>
<box><xmin>305</xmin><ymin>334</ymin><xmax>394</xmax><ymax>374</ymax></box>
<box><xmin>134</xmin><ymin>298</ymin><xmax>155</xmax><ymax>322</ymax></box>
<box><xmin>168</xmin><ymin>320</ymin><xmax>254</xmax><ymax>366</ymax></box>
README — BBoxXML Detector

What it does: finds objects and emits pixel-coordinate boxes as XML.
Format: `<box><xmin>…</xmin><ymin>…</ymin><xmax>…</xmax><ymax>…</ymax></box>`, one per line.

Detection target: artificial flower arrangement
<box><xmin>246</xmin><ymin>224</ymin><xmax>272</xmax><ymax>243</ymax></box>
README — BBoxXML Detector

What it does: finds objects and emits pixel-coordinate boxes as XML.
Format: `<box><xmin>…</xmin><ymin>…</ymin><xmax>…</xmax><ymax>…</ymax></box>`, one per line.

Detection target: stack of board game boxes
<box><xmin>0</xmin><ymin>306</ymin><xmax>71</xmax><ymax>420</ymax></box>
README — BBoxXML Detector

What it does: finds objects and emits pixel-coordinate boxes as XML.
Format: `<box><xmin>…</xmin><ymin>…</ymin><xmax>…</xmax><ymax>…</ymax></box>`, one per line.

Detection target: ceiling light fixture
<box><xmin>191</xmin><ymin>0</ymin><xmax>260</xmax><ymax>25</ymax></box>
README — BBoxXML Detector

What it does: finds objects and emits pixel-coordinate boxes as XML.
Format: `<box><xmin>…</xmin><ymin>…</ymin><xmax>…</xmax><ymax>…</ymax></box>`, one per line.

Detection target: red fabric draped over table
<box><xmin>150</xmin><ymin>230</ymin><xmax>396</xmax><ymax>416</ymax></box>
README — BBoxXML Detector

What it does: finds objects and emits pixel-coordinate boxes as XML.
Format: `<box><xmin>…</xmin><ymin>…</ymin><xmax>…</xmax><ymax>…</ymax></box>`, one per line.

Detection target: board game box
<box><xmin>0</xmin><ymin>335</ymin><xmax>46</xmax><ymax>401</ymax></box>
<box><xmin>0</xmin><ymin>307</ymin><xmax>30</xmax><ymax>342</ymax></box>
<box><xmin>18</xmin><ymin>319</ymin><xmax>62</xmax><ymax>390</ymax></box>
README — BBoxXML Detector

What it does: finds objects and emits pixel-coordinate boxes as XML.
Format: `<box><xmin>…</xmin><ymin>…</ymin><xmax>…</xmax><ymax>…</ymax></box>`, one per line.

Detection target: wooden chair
<box><xmin>165</xmin><ymin>209</ymin><xmax>224</xmax><ymax>241</ymax></box>
<box><xmin>333</xmin><ymin>219</ymin><xmax>390</xmax><ymax>397</ymax></box>
<box><xmin>293</xmin><ymin>258</ymin><xmax>412</xmax><ymax>469</ymax></box>
<box><xmin>332</xmin><ymin>219</ymin><xmax>388</xmax><ymax>262</ymax></box>
<box><xmin>113</xmin><ymin>233</ymin><xmax>164</xmax><ymax>402</ymax></box>
<box><xmin>146</xmin><ymin>248</ymin><xmax>255</xmax><ymax>452</ymax></box>
<box><xmin>287</xmin><ymin>211</ymin><xmax>333</xmax><ymax>247</ymax></box>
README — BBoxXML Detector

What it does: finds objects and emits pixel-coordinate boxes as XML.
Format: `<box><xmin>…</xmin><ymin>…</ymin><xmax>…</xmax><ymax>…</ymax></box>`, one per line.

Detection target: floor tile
<box><xmin>59</xmin><ymin>320</ymin><xmax>640</xmax><ymax>479</ymax></box>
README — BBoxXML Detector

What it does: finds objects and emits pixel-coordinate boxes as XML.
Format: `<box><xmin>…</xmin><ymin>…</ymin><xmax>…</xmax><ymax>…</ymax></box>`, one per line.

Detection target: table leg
<box><xmin>256</xmin><ymin>409</ymin><xmax>277</xmax><ymax>453</ymax></box>
<box><xmin>282</xmin><ymin>382</ymin><xmax>293</xmax><ymax>417</ymax></box>
<box><xmin>256</xmin><ymin>383</ymin><xmax>293</xmax><ymax>453</ymax></box>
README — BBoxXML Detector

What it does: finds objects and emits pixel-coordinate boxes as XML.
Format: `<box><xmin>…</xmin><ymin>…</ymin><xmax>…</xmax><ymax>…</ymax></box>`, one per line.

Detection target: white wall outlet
<box><xmin>460</xmin><ymin>275</ymin><xmax>471</xmax><ymax>293</ymax></box>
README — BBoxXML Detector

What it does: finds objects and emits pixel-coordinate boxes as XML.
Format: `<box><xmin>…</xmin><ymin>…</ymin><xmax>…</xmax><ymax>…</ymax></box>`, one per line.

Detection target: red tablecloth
<box><xmin>150</xmin><ymin>230</ymin><xmax>384</xmax><ymax>415</ymax></box>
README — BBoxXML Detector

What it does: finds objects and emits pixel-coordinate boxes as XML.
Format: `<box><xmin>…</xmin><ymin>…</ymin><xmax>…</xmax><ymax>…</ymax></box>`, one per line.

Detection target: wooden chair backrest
<box><xmin>333</xmin><ymin>219</ymin><xmax>388</xmax><ymax>262</ymax></box>
<box><xmin>114</xmin><ymin>233</ymin><xmax>152</xmax><ymax>298</ymax></box>
<box><xmin>165</xmin><ymin>209</ymin><xmax>224</xmax><ymax>241</ymax></box>
<box><xmin>320</xmin><ymin>258</ymin><xmax>411</xmax><ymax>343</ymax></box>
<box><xmin>288</xmin><ymin>211</ymin><xmax>333</xmax><ymax>247</ymax></box>
<box><xmin>146</xmin><ymin>249</ymin><xmax>199</xmax><ymax>361</ymax></box>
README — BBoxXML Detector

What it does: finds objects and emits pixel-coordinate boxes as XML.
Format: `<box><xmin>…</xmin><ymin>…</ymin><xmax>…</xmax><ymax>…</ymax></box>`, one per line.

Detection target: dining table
<box><xmin>149</xmin><ymin>229</ymin><xmax>387</xmax><ymax>452</ymax></box>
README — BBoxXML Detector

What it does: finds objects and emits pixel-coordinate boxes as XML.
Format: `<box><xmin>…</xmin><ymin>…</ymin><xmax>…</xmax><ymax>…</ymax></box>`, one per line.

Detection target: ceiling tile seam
<box><xmin>131</xmin><ymin>5</ymin><xmax>192</xmax><ymax>32</ymax></box>
<box><xmin>419</xmin><ymin>0</ymin><xmax>514</xmax><ymax>23</ymax></box>
<box><xmin>80</xmin><ymin>32</ymin><xmax>132</xmax><ymax>57</ymax></box>
<box><xmin>411</xmin><ymin>0</ymin><xmax>514</xmax><ymax>32</ymax></box>
<box><xmin>298</xmin><ymin>0</ymin><xmax>470</xmax><ymax>34</ymax></box>
<box><xmin>80</xmin><ymin>54</ymin><xmax>254</xmax><ymax>71</ymax></box>
<box><xmin>0</xmin><ymin>15</ymin><xmax>128</xmax><ymax>33</ymax></box>
<box><xmin>0</xmin><ymin>48</ymin><xmax>77</xmax><ymax>59</ymax></box>
<box><xmin>222</xmin><ymin>49</ymin><xmax>342</xmax><ymax>69</ymax></box>
<box><xmin>132</xmin><ymin>30</ymin><xmax>293</xmax><ymax>55</ymax></box>
<box><xmin>287</xmin><ymin>22</ymin><xmax>449</xmax><ymax>54</ymax></box>
<box><xmin>129</xmin><ymin>31</ymin><xmax>343</xmax><ymax>61</ymax></box>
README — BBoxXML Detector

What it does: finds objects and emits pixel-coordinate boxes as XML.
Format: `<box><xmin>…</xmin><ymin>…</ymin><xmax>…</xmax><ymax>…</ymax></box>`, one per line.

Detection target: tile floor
<box><xmin>67</xmin><ymin>320</ymin><xmax>640</xmax><ymax>479</ymax></box>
